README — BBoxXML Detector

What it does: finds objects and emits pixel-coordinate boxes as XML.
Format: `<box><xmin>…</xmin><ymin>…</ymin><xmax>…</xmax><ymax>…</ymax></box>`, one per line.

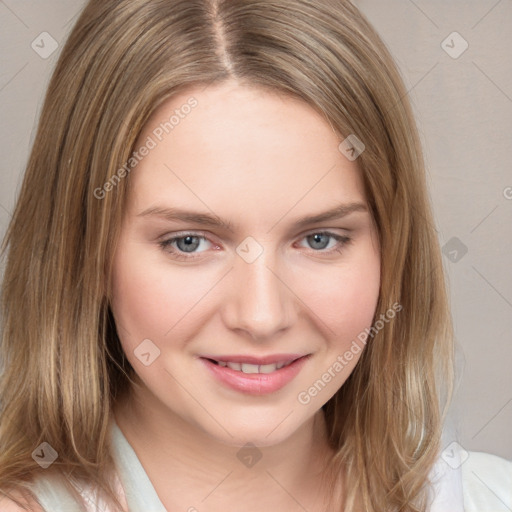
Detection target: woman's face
<box><xmin>110</xmin><ymin>81</ymin><xmax>381</xmax><ymax>447</ymax></box>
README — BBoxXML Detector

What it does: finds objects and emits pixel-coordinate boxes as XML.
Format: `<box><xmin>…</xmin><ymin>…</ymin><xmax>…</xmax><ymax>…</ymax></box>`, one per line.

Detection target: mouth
<box><xmin>199</xmin><ymin>354</ymin><xmax>310</xmax><ymax>394</ymax></box>
<box><xmin>204</xmin><ymin>358</ymin><xmax>299</xmax><ymax>374</ymax></box>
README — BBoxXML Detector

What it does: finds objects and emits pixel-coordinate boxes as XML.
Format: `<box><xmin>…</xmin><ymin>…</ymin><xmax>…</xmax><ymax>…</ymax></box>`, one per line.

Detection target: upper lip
<box><xmin>200</xmin><ymin>354</ymin><xmax>307</xmax><ymax>365</ymax></box>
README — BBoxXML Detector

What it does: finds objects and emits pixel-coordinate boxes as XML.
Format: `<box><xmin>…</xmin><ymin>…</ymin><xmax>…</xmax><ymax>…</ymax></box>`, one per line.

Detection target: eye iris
<box><xmin>177</xmin><ymin>236</ymin><xmax>200</xmax><ymax>253</ymax></box>
<box><xmin>308</xmin><ymin>233</ymin><xmax>329</xmax><ymax>250</ymax></box>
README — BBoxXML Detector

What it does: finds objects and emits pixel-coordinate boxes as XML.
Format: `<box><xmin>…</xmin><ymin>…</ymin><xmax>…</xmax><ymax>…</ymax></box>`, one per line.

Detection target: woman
<box><xmin>0</xmin><ymin>0</ymin><xmax>510</xmax><ymax>511</ymax></box>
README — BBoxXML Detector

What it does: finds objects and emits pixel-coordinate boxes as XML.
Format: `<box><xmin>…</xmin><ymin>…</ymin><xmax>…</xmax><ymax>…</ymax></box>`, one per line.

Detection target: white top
<box><xmin>28</xmin><ymin>419</ymin><xmax>512</xmax><ymax>511</ymax></box>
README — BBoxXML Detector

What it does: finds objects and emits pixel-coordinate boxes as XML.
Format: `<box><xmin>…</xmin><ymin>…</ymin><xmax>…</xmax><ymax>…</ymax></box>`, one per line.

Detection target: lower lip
<box><xmin>200</xmin><ymin>356</ymin><xmax>310</xmax><ymax>395</ymax></box>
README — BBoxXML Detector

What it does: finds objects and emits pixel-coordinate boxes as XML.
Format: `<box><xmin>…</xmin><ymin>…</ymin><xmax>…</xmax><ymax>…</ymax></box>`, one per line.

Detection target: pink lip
<box><xmin>199</xmin><ymin>355</ymin><xmax>310</xmax><ymax>395</ymax></box>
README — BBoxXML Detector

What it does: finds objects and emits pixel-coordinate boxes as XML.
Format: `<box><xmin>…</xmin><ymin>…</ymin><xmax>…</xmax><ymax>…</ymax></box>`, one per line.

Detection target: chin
<box><xmin>195</xmin><ymin>408</ymin><xmax>313</xmax><ymax>448</ymax></box>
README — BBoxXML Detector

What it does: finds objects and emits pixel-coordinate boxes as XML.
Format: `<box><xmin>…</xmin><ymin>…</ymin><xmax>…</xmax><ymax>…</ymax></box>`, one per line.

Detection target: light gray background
<box><xmin>1</xmin><ymin>1</ymin><xmax>511</xmax><ymax>460</ymax></box>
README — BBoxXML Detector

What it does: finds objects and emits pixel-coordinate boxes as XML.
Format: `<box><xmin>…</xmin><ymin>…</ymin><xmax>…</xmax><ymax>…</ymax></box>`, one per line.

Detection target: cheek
<box><xmin>111</xmin><ymin>230</ymin><xmax>380</xmax><ymax>350</ymax></box>
<box><xmin>110</xmin><ymin>243</ymin><xmax>214</xmax><ymax>345</ymax></box>
<box><xmin>297</xmin><ymin>243</ymin><xmax>380</xmax><ymax>347</ymax></box>
<box><xmin>294</xmin><ymin>244</ymin><xmax>380</xmax><ymax>408</ymax></box>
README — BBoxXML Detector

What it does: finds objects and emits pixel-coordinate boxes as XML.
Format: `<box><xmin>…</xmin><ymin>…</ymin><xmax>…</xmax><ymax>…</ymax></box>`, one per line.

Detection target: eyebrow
<box><xmin>137</xmin><ymin>202</ymin><xmax>368</xmax><ymax>232</ymax></box>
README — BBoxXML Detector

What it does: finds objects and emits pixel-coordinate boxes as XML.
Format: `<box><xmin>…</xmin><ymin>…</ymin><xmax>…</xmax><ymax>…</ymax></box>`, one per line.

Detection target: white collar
<box><xmin>427</xmin><ymin>447</ymin><xmax>465</xmax><ymax>511</ymax></box>
<box><xmin>110</xmin><ymin>419</ymin><xmax>465</xmax><ymax>511</ymax></box>
<box><xmin>110</xmin><ymin>419</ymin><xmax>167</xmax><ymax>511</ymax></box>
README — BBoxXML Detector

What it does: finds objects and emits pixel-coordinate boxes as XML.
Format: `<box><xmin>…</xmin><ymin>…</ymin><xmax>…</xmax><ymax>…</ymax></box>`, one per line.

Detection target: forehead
<box><xmin>127</xmin><ymin>81</ymin><xmax>366</xmax><ymax>220</ymax></box>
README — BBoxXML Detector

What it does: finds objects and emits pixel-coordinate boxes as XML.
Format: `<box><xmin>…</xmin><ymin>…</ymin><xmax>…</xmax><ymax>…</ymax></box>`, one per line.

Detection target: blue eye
<box><xmin>159</xmin><ymin>234</ymin><xmax>211</xmax><ymax>260</ymax></box>
<box><xmin>158</xmin><ymin>231</ymin><xmax>352</xmax><ymax>261</ymax></box>
<box><xmin>301</xmin><ymin>232</ymin><xmax>349</xmax><ymax>251</ymax></box>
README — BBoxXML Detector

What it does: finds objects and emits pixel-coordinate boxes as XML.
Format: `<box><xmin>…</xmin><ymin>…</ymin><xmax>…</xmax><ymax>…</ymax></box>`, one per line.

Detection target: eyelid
<box><xmin>158</xmin><ymin>230</ymin><xmax>220</xmax><ymax>247</ymax></box>
<box><xmin>159</xmin><ymin>228</ymin><xmax>349</xmax><ymax>244</ymax></box>
<box><xmin>300</xmin><ymin>226</ymin><xmax>352</xmax><ymax>236</ymax></box>
<box><xmin>158</xmin><ymin>229</ymin><xmax>352</xmax><ymax>261</ymax></box>
<box><xmin>157</xmin><ymin>231</ymin><xmax>217</xmax><ymax>260</ymax></box>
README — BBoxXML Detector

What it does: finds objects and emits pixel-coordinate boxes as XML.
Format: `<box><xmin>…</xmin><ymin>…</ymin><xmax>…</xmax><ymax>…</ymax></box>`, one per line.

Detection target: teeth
<box><xmin>240</xmin><ymin>363</ymin><xmax>260</xmax><ymax>374</ymax></box>
<box><xmin>216</xmin><ymin>360</ymin><xmax>293</xmax><ymax>373</ymax></box>
<box><xmin>259</xmin><ymin>363</ymin><xmax>277</xmax><ymax>374</ymax></box>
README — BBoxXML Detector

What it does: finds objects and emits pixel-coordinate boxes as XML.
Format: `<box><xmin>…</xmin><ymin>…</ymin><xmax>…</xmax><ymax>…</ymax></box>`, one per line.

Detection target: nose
<box><xmin>222</xmin><ymin>248</ymin><xmax>295</xmax><ymax>340</ymax></box>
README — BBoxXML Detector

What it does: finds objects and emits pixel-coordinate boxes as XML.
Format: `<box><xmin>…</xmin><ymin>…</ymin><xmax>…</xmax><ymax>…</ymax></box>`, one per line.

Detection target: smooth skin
<box><xmin>107</xmin><ymin>80</ymin><xmax>382</xmax><ymax>512</ymax></box>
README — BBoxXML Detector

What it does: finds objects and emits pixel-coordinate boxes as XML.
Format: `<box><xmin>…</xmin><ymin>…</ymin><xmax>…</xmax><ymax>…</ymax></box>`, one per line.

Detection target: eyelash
<box><xmin>158</xmin><ymin>231</ymin><xmax>353</xmax><ymax>261</ymax></box>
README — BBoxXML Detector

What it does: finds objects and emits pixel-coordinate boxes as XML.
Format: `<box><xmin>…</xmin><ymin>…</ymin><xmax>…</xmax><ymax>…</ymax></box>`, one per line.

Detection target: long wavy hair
<box><xmin>0</xmin><ymin>0</ymin><xmax>454</xmax><ymax>510</ymax></box>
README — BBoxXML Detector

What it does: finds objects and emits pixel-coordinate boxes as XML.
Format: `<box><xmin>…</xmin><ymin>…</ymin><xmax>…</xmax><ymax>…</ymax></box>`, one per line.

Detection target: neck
<box><xmin>113</xmin><ymin>384</ymin><xmax>338</xmax><ymax>512</ymax></box>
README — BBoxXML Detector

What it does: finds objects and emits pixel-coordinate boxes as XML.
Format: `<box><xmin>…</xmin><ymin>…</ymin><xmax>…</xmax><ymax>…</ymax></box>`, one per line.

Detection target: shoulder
<box><xmin>0</xmin><ymin>490</ymin><xmax>44</xmax><ymax>512</ymax></box>
<box><xmin>462</xmin><ymin>451</ymin><xmax>512</xmax><ymax>512</ymax></box>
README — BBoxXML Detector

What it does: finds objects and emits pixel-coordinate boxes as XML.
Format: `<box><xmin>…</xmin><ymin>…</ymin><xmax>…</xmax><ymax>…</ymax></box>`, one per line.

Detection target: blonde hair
<box><xmin>0</xmin><ymin>0</ymin><xmax>454</xmax><ymax>510</ymax></box>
